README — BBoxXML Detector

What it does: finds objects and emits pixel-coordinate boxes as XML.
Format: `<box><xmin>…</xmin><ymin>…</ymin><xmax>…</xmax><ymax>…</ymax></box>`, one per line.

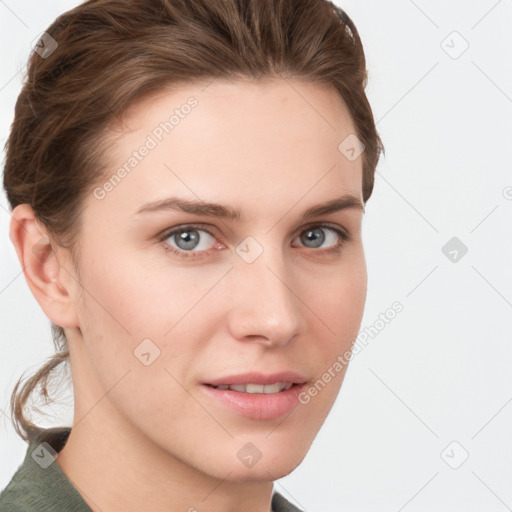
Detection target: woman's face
<box><xmin>65</xmin><ymin>78</ymin><xmax>367</xmax><ymax>481</ymax></box>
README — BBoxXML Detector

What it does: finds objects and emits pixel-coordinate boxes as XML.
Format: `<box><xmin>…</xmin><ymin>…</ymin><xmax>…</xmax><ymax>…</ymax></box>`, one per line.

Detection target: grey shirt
<box><xmin>0</xmin><ymin>427</ymin><xmax>304</xmax><ymax>512</ymax></box>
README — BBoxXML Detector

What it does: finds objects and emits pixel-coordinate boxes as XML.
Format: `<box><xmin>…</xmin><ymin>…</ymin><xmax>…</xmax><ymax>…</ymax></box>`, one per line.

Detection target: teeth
<box><xmin>213</xmin><ymin>382</ymin><xmax>294</xmax><ymax>393</ymax></box>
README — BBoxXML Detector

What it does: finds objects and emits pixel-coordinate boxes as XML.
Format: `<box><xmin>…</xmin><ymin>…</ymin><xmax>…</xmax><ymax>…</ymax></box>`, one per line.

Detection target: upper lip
<box><xmin>204</xmin><ymin>371</ymin><xmax>308</xmax><ymax>386</ymax></box>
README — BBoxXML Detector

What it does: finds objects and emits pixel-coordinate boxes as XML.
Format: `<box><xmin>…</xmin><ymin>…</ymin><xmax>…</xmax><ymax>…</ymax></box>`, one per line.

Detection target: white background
<box><xmin>1</xmin><ymin>1</ymin><xmax>511</xmax><ymax>511</ymax></box>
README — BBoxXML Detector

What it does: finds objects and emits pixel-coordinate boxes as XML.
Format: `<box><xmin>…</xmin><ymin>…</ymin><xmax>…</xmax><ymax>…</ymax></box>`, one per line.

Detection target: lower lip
<box><xmin>200</xmin><ymin>383</ymin><xmax>307</xmax><ymax>420</ymax></box>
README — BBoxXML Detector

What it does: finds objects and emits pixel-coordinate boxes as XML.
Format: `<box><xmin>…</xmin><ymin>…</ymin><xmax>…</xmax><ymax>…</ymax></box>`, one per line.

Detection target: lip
<box><xmin>204</xmin><ymin>371</ymin><xmax>308</xmax><ymax>387</ymax></box>
<box><xmin>201</xmin><ymin>382</ymin><xmax>307</xmax><ymax>420</ymax></box>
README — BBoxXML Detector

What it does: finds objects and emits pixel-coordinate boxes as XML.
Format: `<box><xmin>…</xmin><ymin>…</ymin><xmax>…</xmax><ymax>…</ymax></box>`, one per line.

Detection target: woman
<box><xmin>0</xmin><ymin>0</ymin><xmax>384</xmax><ymax>510</ymax></box>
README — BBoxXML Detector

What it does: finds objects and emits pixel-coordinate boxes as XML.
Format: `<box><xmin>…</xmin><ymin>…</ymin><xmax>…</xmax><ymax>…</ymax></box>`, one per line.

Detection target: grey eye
<box><xmin>165</xmin><ymin>228</ymin><xmax>215</xmax><ymax>252</ymax></box>
<box><xmin>300</xmin><ymin>227</ymin><xmax>326</xmax><ymax>248</ymax></box>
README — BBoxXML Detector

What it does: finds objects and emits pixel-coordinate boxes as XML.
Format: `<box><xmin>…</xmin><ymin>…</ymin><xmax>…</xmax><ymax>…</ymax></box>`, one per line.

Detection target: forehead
<box><xmin>89</xmin><ymin>77</ymin><xmax>363</xmax><ymax>219</ymax></box>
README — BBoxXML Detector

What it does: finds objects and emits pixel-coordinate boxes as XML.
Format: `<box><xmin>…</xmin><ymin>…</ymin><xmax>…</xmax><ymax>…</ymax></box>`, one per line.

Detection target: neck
<box><xmin>56</xmin><ymin>402</ymin><xmax>275</xmax><ymax>512</ymax></box>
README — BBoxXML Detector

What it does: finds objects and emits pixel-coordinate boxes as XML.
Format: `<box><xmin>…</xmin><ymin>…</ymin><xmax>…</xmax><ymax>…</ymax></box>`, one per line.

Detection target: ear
<box><xmin>9</xmin><ymin>203</ymin><xmax>80</xmax><ymax>329</ymax></box>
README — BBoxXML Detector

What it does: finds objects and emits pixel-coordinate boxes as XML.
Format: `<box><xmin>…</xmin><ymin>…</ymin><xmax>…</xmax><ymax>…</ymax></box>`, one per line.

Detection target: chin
<box><xmin>225</xmin><ymin>462</ymin><xmax>300</xmax><ymax>483</ymax></box>
<box><xmin>217</xmin><ymin>445</ymin><xmax>310</xmax><ymax>483</ymax></box>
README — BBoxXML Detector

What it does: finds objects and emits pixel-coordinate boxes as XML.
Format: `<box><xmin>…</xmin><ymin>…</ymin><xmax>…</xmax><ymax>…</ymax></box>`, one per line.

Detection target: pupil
<box><xmin>301</xmin><ymin>228</ymin><xmax>324</xmax><ymax>248</ymax></box>
<box><xmin>176</xmin><ymin>229</ymin><xmax>199</xmax><ymax>250</ymax></box>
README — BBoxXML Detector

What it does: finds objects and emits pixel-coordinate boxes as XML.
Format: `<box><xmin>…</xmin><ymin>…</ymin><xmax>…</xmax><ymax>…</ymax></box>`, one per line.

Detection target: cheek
<box><xmin>75</xmin><ymin>248</ymin><xmax>228</xmax><ymax>367</ymax></box>
<box><xmin>313</xmin><ymin>258</ymin><xmax>367</xmax><ymax>339</ymax></box>
<box><xmin>73</xmin><ymin>251</ymin><xmax>214</xmax><ymax>423</ymax></box>
<box><xmin>302</xmin><ymin>257</ymin><xmax>366</xmax><ymax>403</ymax></box>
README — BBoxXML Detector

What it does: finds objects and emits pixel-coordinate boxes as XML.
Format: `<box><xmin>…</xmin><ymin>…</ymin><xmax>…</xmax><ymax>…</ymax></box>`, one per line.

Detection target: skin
<box><xmin>10</xmin><ymin>77</ymin><xmax>367</xmax><ymax>512</ymax></box>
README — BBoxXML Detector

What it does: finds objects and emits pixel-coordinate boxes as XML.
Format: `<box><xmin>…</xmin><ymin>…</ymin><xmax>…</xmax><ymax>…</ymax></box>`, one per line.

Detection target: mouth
<box><xmin>200</xmin><ymin>380</ymin><xmax>307</xmax><ymax>420</ymax></box>
<box><xmin>204</xmin><ymin>382</ymin><xmax>297</xmax><ymax>394</ymax></box>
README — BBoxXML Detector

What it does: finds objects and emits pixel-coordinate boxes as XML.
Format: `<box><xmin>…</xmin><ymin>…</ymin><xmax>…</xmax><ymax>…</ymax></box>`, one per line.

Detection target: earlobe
<box><xmin>9</xmin><ymin>203</ymin><xmax>80</xmax><ymax>329</ymax></box>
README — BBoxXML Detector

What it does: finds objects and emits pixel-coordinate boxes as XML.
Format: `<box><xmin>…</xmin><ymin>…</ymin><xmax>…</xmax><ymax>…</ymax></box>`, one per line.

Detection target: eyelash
<box><xmin>158</xmin><ymin>223</ymin><xmax>351</xmax><ymax>260</ymax></box>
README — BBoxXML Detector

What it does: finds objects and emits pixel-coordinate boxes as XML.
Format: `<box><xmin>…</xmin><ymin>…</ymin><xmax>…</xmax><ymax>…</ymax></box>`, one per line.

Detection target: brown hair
<box><xmin>3</xmin><ymin>0</ymin><xmax>384</xmax><ymax>443</ymax></box>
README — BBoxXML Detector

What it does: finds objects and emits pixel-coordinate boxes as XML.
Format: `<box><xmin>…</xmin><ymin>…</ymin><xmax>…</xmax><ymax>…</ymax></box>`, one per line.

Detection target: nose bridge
<box><xmin>228</xmin><ymin>237</ymin><xmax>302</xmax><ymax>344</ymax></box>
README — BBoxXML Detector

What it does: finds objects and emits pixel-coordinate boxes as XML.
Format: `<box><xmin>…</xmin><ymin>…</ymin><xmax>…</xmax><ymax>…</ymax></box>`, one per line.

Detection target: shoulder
<box><xmin>0</xmin><ymin>427</ymin><xmax>91</xmax><ymax>512</ymax></box>
<box><xmin>272</xmin><ymin>490</ymin><xmax>306</xmax><ymax>512</ymax></box>
<box><xmin>0</xmin><ymin>457</ymin><xmax>36</xmax><ymax>512</ymax></box>
<box><xmin>0</xmin><ymin>497</ymin><xmax>24</xmax><ymax>512</ymax></box>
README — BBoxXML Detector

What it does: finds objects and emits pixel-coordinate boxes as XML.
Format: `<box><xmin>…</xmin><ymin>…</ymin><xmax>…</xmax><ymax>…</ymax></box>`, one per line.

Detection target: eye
<box><xmin>292</xmin><ymin>224</ymin><xmax>350</xmax><ymax>253</ymax></box>
<box><xmin>160</xmin><ymin>224</ymin><xmax>220</xmax><ymax>259</ymax></box>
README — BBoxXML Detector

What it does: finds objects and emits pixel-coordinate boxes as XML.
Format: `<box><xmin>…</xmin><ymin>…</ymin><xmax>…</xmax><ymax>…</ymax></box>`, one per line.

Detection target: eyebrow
<box><xmin>132</xmin><ymin>194</ymin><xmax>364</xmax><ymax>221</ymax></box>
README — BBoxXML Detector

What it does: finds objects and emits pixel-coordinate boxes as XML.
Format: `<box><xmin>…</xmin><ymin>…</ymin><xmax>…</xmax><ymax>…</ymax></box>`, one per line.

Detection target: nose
<box><xmin>227</xmin><ymin>245</ymin><xmax>303</xmax><ymax>348</ymax></box>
